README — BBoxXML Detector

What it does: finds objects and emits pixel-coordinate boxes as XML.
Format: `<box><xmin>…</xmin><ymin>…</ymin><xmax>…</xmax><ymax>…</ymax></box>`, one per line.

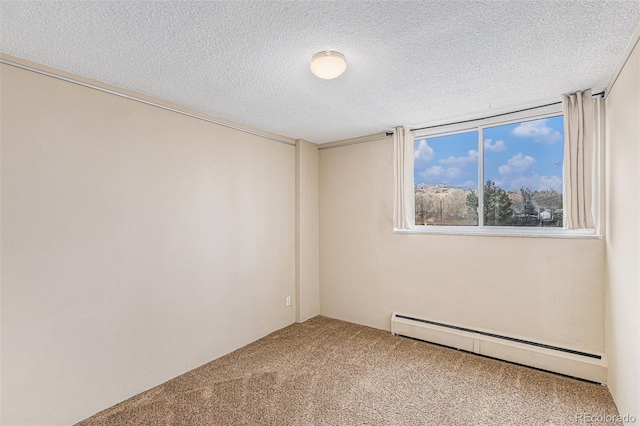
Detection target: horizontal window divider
<box><xmin>411</xmin><ymin>93</ymin><xmax>603</xmax><ymax>135</ymax></box>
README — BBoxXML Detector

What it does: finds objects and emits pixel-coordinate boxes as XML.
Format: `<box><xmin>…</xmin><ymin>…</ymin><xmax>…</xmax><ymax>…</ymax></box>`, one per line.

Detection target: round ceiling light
<box><xmin>310</xmin><ymin>50</ymin><xmax>347</xmax><ymax>80</ymax></box>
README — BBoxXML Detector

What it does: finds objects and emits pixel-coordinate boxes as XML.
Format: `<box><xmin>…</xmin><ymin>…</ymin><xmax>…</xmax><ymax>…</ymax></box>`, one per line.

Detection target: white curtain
<box><xmin>393</xmin><ymin>126</ymin><xmax>415</xmax><ymax>229</ymax></box>
<box><xmin>562</xmin><ymin>89</ymin><xmax>595</xmax><ymax>229</ymax></box>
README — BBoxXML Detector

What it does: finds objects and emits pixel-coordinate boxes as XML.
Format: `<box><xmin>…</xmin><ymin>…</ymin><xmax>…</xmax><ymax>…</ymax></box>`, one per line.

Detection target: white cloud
<box><xmin>498</xmin><ymin>153</ymin><xmax>536</xmax><ymax>176</ymax></box>
<box><xmin>539</xmin><ymin>175</ymin><xmax>563</xmax><ymax>191</ymax></box>
<box><xmin>502</xmin><ymin>175</ymin><xmax>563</xmax><ymax>192</ymax></box>
<box><xmin>439</xmin><ymin>149</ymin><xmax>478</xmax><ymax>165</ymax></box>
<box><xmin>457</xmin><ymin>180</ymin><xmax>477</xmax><ymax>189</ymax></box>
<box><xmin>446</xmin><ymin>167</ymin><xmax>462</xmax><ymax>179</ymax></box>
<box><xmin>414</xmin><ymin>140</ymin><xmax>434</xmax><ymax>162</ymax></box>
<box><xmin>512</xmin><ymin>119</ymin><xmax>562</xmax><ymax>143</ymax></box>
<box><xmin>420</xmin><ymin>166</ymin><xmax>443</xmax><ymax>178</ymax></box>
<box><xmin>484</xmin><ymin>139</ymin><xmax>506</xmax><ymax>152</ymax></box>
<box><xmin>419</xmin><ymin>166</ymin><xmax>462</xmax><ymax>180</ymax></box>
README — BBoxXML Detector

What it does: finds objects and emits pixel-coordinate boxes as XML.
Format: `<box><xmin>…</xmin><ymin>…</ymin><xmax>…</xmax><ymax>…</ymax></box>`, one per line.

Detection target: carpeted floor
<box><xmin>77</xmin><ymin>316</ymin><xmax>620</xmax><ymax>425</ymax></box>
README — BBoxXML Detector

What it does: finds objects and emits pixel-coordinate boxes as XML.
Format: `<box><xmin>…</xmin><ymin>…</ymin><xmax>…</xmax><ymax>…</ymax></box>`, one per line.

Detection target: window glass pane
<box><xmin>414</xmin><ymin>131</ymin><xmax>478</xmax><ymax>226</ymax></box>
<box><xmin>483</xmin><ymin>116</ymin><xmax>564</xmax><ymax>227</ymax></box>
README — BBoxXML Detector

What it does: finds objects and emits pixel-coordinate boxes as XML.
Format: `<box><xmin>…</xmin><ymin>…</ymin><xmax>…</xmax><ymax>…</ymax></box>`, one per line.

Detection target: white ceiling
<box><xmin>1</xmin><ymin>1</ymin><xmax>638</xmax><ymax>144</ymax></box>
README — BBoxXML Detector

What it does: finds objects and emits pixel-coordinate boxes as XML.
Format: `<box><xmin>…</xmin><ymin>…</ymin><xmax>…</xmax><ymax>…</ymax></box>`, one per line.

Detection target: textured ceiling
<box><xmin>1</xmin><ymin>1</ymin><xmax>638</xmax><ymax>144</ymax></box>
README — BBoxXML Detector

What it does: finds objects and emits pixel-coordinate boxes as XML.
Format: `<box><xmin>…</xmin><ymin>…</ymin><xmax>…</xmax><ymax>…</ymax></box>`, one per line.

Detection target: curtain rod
<box><xmin>411</xmin><ymin>91</ymin><xmax>605</xmax><ymax>133</ymax></box>
<box><xmin>318</xmin><ymin>132</ymin><xmax>393</xmax><ymax>150</ymax></box>
<box><xmin>0</xmin><ymin>58</ymin><xmax>296</xmax><ymax>147</ymax></box>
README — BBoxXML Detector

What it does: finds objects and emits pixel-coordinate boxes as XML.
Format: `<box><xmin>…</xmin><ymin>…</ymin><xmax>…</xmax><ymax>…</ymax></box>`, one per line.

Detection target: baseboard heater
<box><xmin>391</xmin><ymin>312</ymin><xmax>607</xmax><ymax>383</ymax></box>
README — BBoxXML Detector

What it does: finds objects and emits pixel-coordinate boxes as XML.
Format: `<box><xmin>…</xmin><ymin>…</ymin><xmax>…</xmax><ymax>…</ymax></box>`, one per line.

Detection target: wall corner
<box><xmin>295</xmin><ymin>139</ymin><xmax>320</xmax><ymax>322</ymax></box>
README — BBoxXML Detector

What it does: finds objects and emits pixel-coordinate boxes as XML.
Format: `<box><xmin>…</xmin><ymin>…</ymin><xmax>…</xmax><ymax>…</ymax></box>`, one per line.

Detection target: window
<box><xmin>413</xmin><ymin>107</ymin><xmax>567</xmax><ymax>230</ymax></box>
<box><xmin>483</xmin><ymin>116</ymin><xmax>564</xmax><ymax>227</ymax></box>
<box><xmin>414</xmin><ymin>131</ymin><xmax>478</xmax><ymax>226</ymax></box>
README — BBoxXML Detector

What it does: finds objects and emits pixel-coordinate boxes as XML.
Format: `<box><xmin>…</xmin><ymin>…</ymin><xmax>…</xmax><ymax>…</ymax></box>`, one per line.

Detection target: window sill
<box><xmin>394</xmin><ymin>226</ymin><xmax>601</xmax><ymax>239</ymax></box>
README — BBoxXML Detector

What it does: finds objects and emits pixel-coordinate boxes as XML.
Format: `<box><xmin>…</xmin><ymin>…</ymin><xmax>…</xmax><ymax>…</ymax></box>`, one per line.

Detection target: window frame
<box><xmin>407</xmin><ymin>103</ymin><xmax>599</xmax><ymax>238</ymax></box>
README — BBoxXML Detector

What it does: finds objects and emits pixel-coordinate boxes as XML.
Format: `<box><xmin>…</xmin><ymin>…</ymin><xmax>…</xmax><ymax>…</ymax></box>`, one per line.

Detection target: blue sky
<box><xmin>414</xmin><ymin>115</ymin><xmax>564</xmax><ymax>192</ymax></box>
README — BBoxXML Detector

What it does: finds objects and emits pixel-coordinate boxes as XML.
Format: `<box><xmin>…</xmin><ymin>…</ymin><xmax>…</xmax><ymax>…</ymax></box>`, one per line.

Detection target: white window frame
<box><xmin>403</xmin><ymin>103</ymin><xmax>599</xmax><ymax>239</ymax></box>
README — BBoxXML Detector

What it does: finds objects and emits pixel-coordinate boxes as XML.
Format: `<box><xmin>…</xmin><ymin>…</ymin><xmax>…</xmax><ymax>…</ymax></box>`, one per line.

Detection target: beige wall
<box><xmin>319</xmin><ymin>139</ymin><xmax>606</xmax><ymax>354</ymax></box>
<box><xmin>605</xmin><ymin>36</ymin><xmax>640</xmax><ymax>422</ymax></box>
<box><xmin>0</xmin><ymin>61</ymin><xmax>296</xmax><ymax>425</ymax></box>
<box><xmin>295</xmin><ymin>139</ymin><xmax>320</xmax><ymax>322</ymax></box>
<box><xmin>4</xmin><ymin>40</ymin><xmax>636</xmax><ymax>424</ymax></box>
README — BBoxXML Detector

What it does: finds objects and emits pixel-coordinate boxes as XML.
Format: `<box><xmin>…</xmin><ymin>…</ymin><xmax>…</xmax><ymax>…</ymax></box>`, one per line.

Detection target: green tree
<box><xmin>520</xmin><ymin>187</ymin><xmax>535</xmax><ymax>215</ymax></box>
<box><xmin>532</xmin><ymin>188</ymin><xmax>562</xmax><ymax>210</ymax></box>
<box><xmin>553</xmin><ymin>210</ymin><xmax>563</xmax><ymax>227</ymax></box>
<box><xmin>484</xmin><ymin>180</ymin><xmax>513</xmax><ymax>226</ymax></box>
<box><xmin>415</xmin><ymin>189</ymin><xmax>428</xmax><ymax>225</ymax></box>
<box><xmin>466</xmin><ymin>190</ymin><xmax>478</xmax><ymax>223</ymax></box>
<box><xmin>464</xmin><ymin>181</ymin><xmax>513</xmax><ymax>225</ymax></box>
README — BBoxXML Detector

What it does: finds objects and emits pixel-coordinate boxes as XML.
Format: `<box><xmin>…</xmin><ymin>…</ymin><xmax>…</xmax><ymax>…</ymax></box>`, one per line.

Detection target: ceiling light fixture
<box><xmin>310</xmin><ymin>50</ymin><xmax>347</xmax><ymax>80</ymax></box>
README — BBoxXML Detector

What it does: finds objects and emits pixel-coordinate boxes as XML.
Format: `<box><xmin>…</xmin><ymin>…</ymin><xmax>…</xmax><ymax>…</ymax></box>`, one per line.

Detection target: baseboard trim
<box><xmin>391</xmin><ymin>312</ymin><xmax>607</xmax><ymax>383</ymax></box>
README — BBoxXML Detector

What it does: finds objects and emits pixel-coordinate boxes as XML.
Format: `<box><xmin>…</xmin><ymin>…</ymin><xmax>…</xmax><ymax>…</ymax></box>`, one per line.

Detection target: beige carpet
<box><xmin>77</xmin><ymin>316</ymin><xmax>620</xmax><ymax>425</ymax></box>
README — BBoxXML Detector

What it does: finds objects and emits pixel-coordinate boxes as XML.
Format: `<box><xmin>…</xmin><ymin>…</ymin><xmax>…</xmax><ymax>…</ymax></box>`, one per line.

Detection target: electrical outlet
<box><xmin>286</xmin><ymin>296</ymin><xmax>291</xmax><ymax>306</ymax></box>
